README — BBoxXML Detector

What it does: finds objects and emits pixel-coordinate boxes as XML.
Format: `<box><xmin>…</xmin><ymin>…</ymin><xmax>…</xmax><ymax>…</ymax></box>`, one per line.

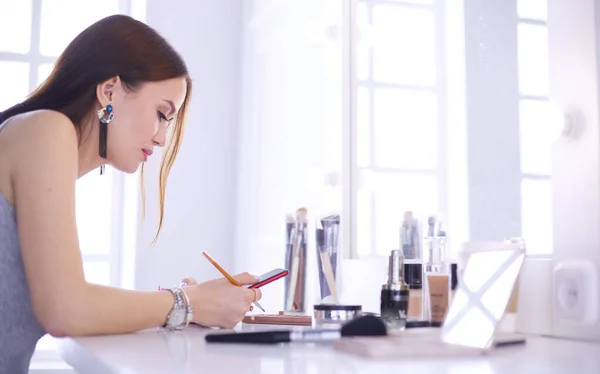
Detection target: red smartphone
<box><xmin>247</xmin><ymin>268</ymin><xmax>289</xmax><ymax>289</ymax></box>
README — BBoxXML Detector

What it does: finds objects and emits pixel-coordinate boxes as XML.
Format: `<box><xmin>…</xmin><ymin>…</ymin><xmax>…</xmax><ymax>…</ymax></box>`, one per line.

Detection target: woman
<box><xmin>0</xmin><ymin>14</ymin><xmax>261</xmax><ymax>372</ymax></box>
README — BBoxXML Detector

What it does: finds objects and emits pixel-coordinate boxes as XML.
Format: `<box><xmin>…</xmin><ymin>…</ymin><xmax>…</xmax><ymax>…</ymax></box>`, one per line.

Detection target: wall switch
<box><xmin>554</xmin><ymin>260</ymin><xmax>598</xmax><ymax>325</ymax></box>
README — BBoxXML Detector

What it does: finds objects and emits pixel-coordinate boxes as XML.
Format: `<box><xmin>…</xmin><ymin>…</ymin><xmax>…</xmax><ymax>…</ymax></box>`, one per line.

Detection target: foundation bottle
<box><xmin>422</xmin><ymin>216</ymin><xmax>450</xmax><ymax>326</ymax></box>
<box><xmin>404</xmin><ymin>261</ymin><xmax>423</xmax><ymax>319</ymax></box>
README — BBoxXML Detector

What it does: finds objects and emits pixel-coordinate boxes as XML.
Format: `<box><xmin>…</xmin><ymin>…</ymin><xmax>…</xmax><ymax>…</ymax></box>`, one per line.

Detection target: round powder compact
<box><xmin>313</xmin><ymin>304</ymin><xmax>363</xmax><ymax>327</ymax></box>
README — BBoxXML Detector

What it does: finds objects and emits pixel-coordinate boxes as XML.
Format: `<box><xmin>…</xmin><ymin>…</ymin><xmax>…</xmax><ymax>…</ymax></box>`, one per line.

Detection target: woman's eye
<box><xmin>158</xmin><ymin>111</ymin><xmax>168</xmax><ymax>122</ymax></box>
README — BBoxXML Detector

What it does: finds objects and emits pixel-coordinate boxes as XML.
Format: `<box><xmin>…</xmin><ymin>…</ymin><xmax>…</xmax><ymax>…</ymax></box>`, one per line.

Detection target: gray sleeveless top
<box><xmin>0</xmin><ymin>191</ymin><xmax>47</xmax><ymax>373</ymax></box>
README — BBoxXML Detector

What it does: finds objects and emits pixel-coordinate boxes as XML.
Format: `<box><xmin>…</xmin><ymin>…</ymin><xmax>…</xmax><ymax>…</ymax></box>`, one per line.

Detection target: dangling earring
<box><xmin>97</xmin><ymin>104</ymin><xmax>114</xmax><ymax>175</ymax></box>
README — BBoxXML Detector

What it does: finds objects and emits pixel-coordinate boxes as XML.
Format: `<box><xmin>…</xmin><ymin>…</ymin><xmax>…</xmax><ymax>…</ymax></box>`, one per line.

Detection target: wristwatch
<box><xmin>163</xmin><ymin>288</ymin><xmax>187</xmax><ymax>330</ymax></box>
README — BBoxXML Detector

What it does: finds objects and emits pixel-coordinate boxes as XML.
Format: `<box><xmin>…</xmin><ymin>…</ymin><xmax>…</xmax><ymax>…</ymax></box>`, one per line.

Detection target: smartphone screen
<box><xmin>247</xmin><ymin>268</ymin><xmax>289</xmax><ymax>289</ymax></box>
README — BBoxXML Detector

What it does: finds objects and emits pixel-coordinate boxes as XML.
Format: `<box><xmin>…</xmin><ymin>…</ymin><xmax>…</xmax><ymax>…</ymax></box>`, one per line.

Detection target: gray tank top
<box><xmin>0</xmin><ymin>191</ymin><xmax>47</xmax><ymax>373</ymax></box>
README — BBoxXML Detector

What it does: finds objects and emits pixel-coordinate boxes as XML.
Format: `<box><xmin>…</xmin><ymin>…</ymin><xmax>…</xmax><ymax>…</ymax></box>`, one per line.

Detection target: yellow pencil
<box><xmin>202</xmin><ymin>251</ymin><xmax>242</xmax><ymax>286</ymax></box>
<box><xmin>201</xmin><ymin>250</ymin><xmax>265</xmax><ymax>312</ymax></box>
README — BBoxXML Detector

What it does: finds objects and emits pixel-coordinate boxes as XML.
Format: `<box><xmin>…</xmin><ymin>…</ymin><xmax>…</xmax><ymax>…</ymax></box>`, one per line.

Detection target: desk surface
<box><xmin>57</xmin><ymin>321</ymin><xmax>600</xmax><ymax>374</ymax></box>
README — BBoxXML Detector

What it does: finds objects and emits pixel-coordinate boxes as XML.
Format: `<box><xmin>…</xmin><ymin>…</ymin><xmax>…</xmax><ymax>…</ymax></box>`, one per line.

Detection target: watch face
<box><xmin>168</xmin><ymin>308</ymin><xmax>186</xmax><ymax>327</ymax></box>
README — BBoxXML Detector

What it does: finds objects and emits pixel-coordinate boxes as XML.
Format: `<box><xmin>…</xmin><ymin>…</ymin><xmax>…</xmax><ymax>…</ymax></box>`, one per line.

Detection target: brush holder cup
<box><xmin>315</xmin><ymin>215</ymin><xmax>341</xmax><ymax>304</ymax></box>
<box><xmin>284</xmin><ymin>215</ymin><xmax>308</xmax><ymax>312</ymax></box>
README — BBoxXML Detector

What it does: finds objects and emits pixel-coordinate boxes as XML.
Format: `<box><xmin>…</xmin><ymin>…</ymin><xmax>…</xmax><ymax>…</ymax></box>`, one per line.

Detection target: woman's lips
<box><xmin>142</xmin><ymin>149</ymin><xmax>153</xmax><ymax>161</ymax></box>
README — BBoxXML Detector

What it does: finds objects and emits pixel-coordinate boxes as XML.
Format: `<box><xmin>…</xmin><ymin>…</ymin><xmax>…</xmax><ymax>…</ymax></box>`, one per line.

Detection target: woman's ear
<box><xmin>96</xmin><ymin>76</ymin><xmax>122</xmax><ymax>107</ymax></box>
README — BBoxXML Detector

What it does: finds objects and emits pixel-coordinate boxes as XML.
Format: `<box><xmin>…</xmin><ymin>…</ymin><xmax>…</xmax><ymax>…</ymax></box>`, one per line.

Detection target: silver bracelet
<box><xmin>180</xmin><ymin>288</ymin><xmax>194</xmax><ymax>328</ymax></box>
<box><xmin>163</xmin><ymin>288</ymin><xmax>189</xmax><ymax>331</ymax></box>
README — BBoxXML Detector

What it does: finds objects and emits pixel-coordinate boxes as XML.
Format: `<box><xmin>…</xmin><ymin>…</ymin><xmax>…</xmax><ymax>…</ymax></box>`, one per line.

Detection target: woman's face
<box><xmin>99</xmin><ymin>76</ymin><xmax>187</xmax><ymax>173</ymax></box>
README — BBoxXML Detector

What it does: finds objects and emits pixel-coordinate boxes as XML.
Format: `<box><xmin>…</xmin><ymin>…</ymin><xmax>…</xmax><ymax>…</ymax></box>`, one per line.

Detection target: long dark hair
<box><xmin>0</xmin><ymin>14</ymin><xmax>192</xmax><ymax>243</ymax></box>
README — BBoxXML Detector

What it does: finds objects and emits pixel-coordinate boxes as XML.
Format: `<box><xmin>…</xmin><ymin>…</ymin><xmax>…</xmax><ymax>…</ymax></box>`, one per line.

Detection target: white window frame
<box><xmin>342</xmin><ymin>0</ymin><xmax>448</xmax><ymax>259</ymax></box>
<box><xmin>517</xmin><ymin>3</ymin><xmax>553</xmax><ymax>255</ymax></box>
<box><xmin>342</xmin><ymin>0</ymin><xmax>553</xmax><ymax>260</ymax></box>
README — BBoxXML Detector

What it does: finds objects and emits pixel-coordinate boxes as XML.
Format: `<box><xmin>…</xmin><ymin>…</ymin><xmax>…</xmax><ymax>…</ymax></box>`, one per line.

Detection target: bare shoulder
<box><xmin>3</xmin><ymin>109</ymin><xmax>78</xmax><ymax>147</ymax></box>
<box><xmin>4</xmin><ymin>110</ymin><xmax>79</xmax><ymax>177</ymax></box>
<box><xmin>0</xmin><ymin>110</ymin><xmax>79</xmax><ymax>204</ymax></box>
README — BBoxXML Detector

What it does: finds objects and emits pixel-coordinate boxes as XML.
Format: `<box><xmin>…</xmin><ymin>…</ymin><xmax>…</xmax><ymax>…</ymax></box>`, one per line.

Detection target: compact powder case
<box><xmin>313</xmin><ymin>304</ymin><xmax>363</xmax><ymax>327</ymax></box>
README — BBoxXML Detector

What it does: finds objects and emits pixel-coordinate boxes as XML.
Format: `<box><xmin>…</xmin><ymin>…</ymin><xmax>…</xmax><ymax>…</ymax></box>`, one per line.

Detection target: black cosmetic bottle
<box><xmin>380</xmin><ymin>249</ymin><xmax>410</xmax><ymax>330</ymax></box>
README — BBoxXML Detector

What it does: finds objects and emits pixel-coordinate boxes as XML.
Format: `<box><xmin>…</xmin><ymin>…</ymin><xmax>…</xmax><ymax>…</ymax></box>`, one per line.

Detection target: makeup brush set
<box><xmin>284</xmin><ymin>208</ymin><xmax>342</xmax><ymax>311</ymax></box>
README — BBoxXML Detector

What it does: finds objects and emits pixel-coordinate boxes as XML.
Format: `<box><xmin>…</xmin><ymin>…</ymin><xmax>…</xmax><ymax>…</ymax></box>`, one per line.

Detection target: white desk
<box><xmin>57</xmin><ymin>321</ymin><xmax>600</xmax><ymax>374</ymax></box>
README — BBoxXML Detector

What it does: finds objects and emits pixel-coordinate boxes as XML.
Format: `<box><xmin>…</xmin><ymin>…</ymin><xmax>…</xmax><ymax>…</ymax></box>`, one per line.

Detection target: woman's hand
<box><xmin>181</xmin><ymin>273</ymin><xmax>262</xmax><ymax>329</ymax></box>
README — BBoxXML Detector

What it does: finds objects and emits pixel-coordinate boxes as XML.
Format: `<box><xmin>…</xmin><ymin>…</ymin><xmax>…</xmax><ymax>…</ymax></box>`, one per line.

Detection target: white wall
<box><xmin>549</xmin><ymin>0</ymin><xmax>600</xmax><ymax>340</ymax></box>
<box><xmin>131</xmin><ymin>0</ymin><xmax>243</xmax><ymax>290</ymax></box>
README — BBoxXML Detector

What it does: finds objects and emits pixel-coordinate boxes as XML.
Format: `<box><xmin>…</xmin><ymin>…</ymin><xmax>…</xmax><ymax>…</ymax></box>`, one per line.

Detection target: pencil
<box><xmin>201</xmin><ymin>250</ymin><xmax>265</xmax><ymax>312</ymax></box>
<box><xmin>202</xmin><ymin>250</ymin><xmax>242</xmax><ymax>286</ymax></box>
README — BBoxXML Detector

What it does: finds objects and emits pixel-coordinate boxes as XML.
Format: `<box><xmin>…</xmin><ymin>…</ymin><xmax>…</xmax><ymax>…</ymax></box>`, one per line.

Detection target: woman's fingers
<box><xmin>180</xmin><ymin>276</ymin><xmax>198</xmax><ymax>286</ymax></box>
<box><xmin>244</xmin><ymin>287</ymin><xmax>262</xmax><ymax>303</ymax></box>
<box><xmin>253</xmin><ymin>288</ymin><xmax>262</xmax><ymax>301</ymax></box>
<box><xmin>233</xmin><ymin>272</ymin><xmax>260</xmax><ymax>285</ymax></box>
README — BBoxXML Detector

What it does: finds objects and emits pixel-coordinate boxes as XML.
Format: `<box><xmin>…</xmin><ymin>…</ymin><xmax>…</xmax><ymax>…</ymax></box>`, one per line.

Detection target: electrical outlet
<box><xmin>554</xmin><ymin>260</ymin><xmax>598</xmax><ymax>325</ymax></box>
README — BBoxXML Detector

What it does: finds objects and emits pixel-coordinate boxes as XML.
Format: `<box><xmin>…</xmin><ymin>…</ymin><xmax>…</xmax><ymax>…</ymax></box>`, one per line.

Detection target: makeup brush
<box><xmin>316</xmin><ymin>226</ymin><xmax>337</xmax><ymax>301</ymax></box>
<box><xmin>205</xmin><ymin>314</ymin><xmax>387</xmax><ymax>344</ymax></box>
<box><xmin>294</xmin><ymin>209</ymin><xmax>308</xmax><ymax>310</ymax></box>
<box><xmin>284</xmin><ymin>213</ymin><xmax>296</xmax><ymax>304</ymax></box>
<box><xmin>285</xmin><ymin>207</ymin><xmax>307</xmax><ymax>310</ymax></box>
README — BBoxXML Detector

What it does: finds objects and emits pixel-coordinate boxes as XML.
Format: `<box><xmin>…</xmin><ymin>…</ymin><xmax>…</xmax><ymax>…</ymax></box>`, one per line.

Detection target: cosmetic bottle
<box><xmin>422</xmin><ymin>216</ymin><xmax>450</xmax><ymax>326</ymax></box>
<box><xmin>449</xmin><ymin>262</ymin><xmax>458</xmax><ymax>303</ymax></box>
<box><xmin>400</xmin><ymin>211</ymin><xmax>421</xmax><ymax>259</ymax></box>
<box><xmin>380</xmin><ymin>249</ymin><xmax>410</xmax><ymax>330</ymax></box>
<box><xmin>404</xmin><ymin>260</ymin><xmax>423</xmax><ymax>319</ymax></box>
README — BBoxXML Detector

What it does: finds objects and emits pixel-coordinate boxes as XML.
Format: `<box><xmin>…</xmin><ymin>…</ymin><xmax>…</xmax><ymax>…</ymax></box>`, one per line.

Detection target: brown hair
<box><xmin>0</xmin><ymin>14</ymin><xmax>191</xmax><ymax>244</ymax></box>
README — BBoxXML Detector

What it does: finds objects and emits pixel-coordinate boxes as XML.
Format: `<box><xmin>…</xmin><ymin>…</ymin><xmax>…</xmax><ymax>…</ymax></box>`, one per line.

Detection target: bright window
<box><xmin>371</xmin><ymin>4</ymin><xmax>436</xmax><ymax>86</ymax></box>
<box><xmin>350</xmin><ymin>0</ymin><xmax>554</xmax><ymax>259</ymax></box>
<box><xmin>517</xmin><ymin>0</ymin><xmax>553</xmax><ymax>255</ymax></box>
<box><xmin>517</xmin><ymin>0</ymin><xmax>547</xmax><ymax>21</ymax></box>
<box><xmin>371</xmin><ymin>88</ymin><xmax>438</xmax><ymax>170</ymax></box>
<box><xmin>521</xmin><ymin>178</ymin><xmax>553</xmax><ymax>255</ymax></box>
<box><xmin>0</xmin><ymin>0</ymin><xmax>32</xmax><ymax>54</ymax></box>
<box><xmin>353</xmin><ymin>0</ymin><xmax>440</xmax><ymax>257</ymax></box>
<box><xmin>39</xmin><ymin>0</ymin><xmax>120</xmax><ymax>57</ymax></box>
<box><xmin>0</xmin><ymin>61</ymin><xmax>29</xmax><ymax>110</ymax></box>
<box><xmin>517</xmin><ymin>23</ymin><xmax>549</xmax><ymax>97</ymax></box>
<box><xmin>519</xmin><ymin>99</ymin><xmax>554</xmax><ymax>175</ymax></box>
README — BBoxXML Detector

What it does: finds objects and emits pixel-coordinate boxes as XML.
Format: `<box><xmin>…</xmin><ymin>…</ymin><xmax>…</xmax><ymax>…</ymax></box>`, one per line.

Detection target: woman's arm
<box><xmin>11</xmin><ymin>111</ymin><xmax>173</xmax><ymax>336</ymax></box>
